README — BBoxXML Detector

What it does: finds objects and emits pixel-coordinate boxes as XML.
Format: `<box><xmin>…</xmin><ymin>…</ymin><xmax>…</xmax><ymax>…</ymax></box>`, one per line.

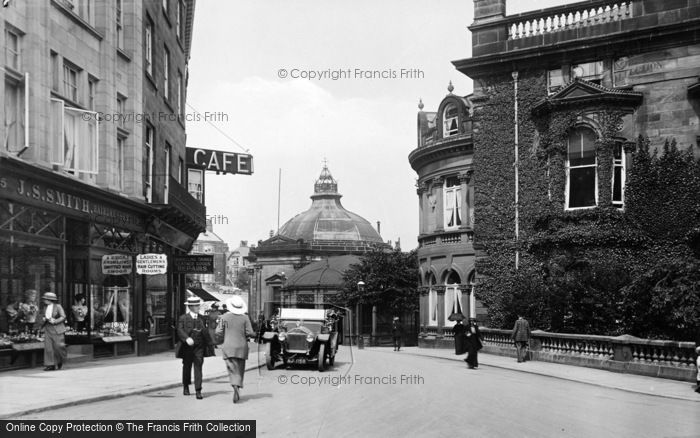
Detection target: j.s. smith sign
<box><xmin>186</xmin><ymin>148</ymin><xmax>253</xmax><ymax>175</ymax></box>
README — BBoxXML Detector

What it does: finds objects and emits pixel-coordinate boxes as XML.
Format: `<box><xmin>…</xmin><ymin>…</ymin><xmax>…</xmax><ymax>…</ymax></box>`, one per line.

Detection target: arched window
<box><xmin>443</xmin><ymin>103</ymin><xmax>459</xmax><ymax>138</ymax></box>
<box><xmin>426</xmin><ymin>273</ymin><xmax>438</xmax><ymax>326</ymax></box>
<box><xmin>444</xmin><ymin>270</ymin><xmax>462</xmax><ymax>327</ymax></box>
<box><xmin>566</xmin><ymin>128</ymin><xmax>598</xmax><ymax>209</ymax></box>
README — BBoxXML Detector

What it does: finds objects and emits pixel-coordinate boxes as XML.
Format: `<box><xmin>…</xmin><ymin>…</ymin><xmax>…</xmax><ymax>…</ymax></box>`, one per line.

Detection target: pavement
<box><xmin>0</xmin><ymin>344</ymin><xmax>697</xmax><ymax>419</ymax></box>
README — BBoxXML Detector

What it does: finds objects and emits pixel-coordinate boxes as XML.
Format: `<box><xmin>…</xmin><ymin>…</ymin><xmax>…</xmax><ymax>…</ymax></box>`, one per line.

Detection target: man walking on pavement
<box><xmin>176</xmin><ymin>297</ymin><xmax>214</xmax><ymax>399</ymax></box>
<box><xmin>392</xmin><ymin>316</ymin><xmax>403</xmax><ymax>351</ymax></box>
<box><xmin>512</xmin><ymin>314</ymin><xmax>531</xmax><ymax>363</ymax></box>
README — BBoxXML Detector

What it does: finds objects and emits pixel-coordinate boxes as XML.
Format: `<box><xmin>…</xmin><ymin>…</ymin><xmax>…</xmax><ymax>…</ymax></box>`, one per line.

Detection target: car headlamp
<box><xmin>278</xmin><ymin>332</ymin><xmax>286</xmax><ymax>341</ymax></box>
<box><xmin>306</xmin><ymin>334</ymin><xmax>314</xmax><ymax>343</ymax></box>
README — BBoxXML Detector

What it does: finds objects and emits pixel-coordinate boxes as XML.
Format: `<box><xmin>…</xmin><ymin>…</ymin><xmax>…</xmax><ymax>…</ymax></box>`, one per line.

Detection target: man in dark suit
<box><xmin>37</xmin><ymin>292</ymin><xmax>67</xmax><ymax>371</ymax></box>
<box><xmin>176</xmin><ymin>297</ymin><xmax>213</xmax><ymax>399</ymax></box>
<box><xmin>512</xmin><ymin>315</ymin><xmax>531</xmax><ymax>363</ymax></box>
<box><xmin>391</xmin><ymin>317</ymin><xmax>404</xmax><ymax>351</ymax></box>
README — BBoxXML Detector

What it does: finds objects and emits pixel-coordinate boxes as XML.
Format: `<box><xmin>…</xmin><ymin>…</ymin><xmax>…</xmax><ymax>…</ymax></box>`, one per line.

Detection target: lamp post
<box><xmin>356</xmin><ymin>281</ymin><xmax>365</xmax><ymax>348</ymax></box>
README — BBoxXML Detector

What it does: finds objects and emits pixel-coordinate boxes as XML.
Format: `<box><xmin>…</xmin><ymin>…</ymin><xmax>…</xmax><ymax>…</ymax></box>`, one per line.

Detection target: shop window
<box><xmin>50</xmin><ymin>98</ymin><xmax>99</xmax><ymax>174</ymax></box>
<box><xmin>572</xmin><ymin>61</ymin><xmax>604</xmax><ymax>84</ymax></box>
<box><xmin>1</xmin><ymin>240</ymin><xmax>61</xmax><ymax>338</ymax></box>
<box><xmin>612</xmin><ymin>142</ymin><xmax>626</xmax><ymax>208</ymax></box>
<box><xmin>444</xmin><ymin>177</ymin><xmax>462</xmax><ymax>229</ymax></box>
<box><xmin>443</xmin><ymin>103</ymin><xmax>459</xmax><ymax>137</ymax></box>
<box><xmin>145</xmin><ymin>274</ymin><xmax>168</xmax><ymax>336</ymax></box>
<box><xmin>566</xmin><ymin>128</ymin><xmax>598</xmax><ymax>209</ymax></box>
<box><xmin>91</xmin><ymin>275</ymin><xmax>132</xmax><ymax>337</ymax></box>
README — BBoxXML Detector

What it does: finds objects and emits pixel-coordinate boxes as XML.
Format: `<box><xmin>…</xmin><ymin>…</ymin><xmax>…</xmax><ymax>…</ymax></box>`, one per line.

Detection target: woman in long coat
<box><xmin>453</xmin><ymin>320</ymin><xmax>468</xmax><ymax>355</ymax></box>
<box><xmin>215</xmin><ymin>295</ymin><xmax>255</xmax><ymax>403</ymax></box>
<box><xmin>465</xmin><ymin>319</ymin><xmax>483</xmax><ymax>369</ymax></box>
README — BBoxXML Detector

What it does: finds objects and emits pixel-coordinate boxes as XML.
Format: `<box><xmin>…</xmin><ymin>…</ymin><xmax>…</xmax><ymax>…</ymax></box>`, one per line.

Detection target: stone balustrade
<box><xmin>507</xmin><ymin>1</ymin><xmax>633</xmax><ymax>40</ymax></box>
<box><xmin>419</xmin><ymin>326</ymin><xmax>698</xmax><ymax>382</ymax></box>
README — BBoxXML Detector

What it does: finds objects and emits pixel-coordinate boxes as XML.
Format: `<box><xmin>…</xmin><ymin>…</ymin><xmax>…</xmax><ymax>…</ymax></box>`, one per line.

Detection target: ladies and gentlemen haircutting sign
<box><xmin>136</xmin><ymin>254</ymin><xmax>168</xmax><ymax>275</ymax></box>
<box><xmin>186</xmin><ymin>148</ymin><xmax>254</xmax><ymax>175</ymax></box>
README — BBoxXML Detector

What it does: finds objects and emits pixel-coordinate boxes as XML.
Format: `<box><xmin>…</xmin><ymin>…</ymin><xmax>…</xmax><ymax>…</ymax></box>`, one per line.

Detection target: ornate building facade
<box><xmin>409</xmin><ymin>84</ymin><xmax>485</xmax><ymax>347</ymax></box>
<box><xmin>0</xmin><ymin>0</ymin><xmax>203</xmax><ymax>367</ymax></box>
<box><xmin>448</xmin><ymin>0</ymin><xmax>700</xmax><ymax>330</ymax></box>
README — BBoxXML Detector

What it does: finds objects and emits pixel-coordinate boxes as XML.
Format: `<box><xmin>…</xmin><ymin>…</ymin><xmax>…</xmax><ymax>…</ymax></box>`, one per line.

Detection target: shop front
<box><xmin>0</xmin><ymin>157</ymin><xmax>146</xmax><ymax>369</ymax></box>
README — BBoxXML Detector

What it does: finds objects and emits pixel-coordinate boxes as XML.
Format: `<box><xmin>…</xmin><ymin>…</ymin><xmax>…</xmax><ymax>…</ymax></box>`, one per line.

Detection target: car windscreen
<box><xmin>280</xmin><ymin>321</ymin><xmax>323</xmax><ymax>334</ymax></box>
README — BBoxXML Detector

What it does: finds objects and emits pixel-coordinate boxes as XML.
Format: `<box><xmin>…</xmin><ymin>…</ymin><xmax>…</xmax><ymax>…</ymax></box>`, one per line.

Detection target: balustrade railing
<box><xmin>422</xmin><ymin>326</ymin><xmax>696</xmax><ymax>372</ymax></box>
<box><xmin>507</xmin><ymin>1</ymin><xmax>633</xmax><ymax>40</ymax></box>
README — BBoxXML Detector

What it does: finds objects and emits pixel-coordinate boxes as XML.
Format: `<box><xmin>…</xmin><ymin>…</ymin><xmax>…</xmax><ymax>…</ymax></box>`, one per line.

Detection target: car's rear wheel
<box><xmin>317</xmin><ymin>344</ymin><xmax>326</xmax><ymax>372</ymax></box>
<box><xmin>264</xmin><ymin>343</ymin><xmax>274</xmax><ymax>370</ymax></box>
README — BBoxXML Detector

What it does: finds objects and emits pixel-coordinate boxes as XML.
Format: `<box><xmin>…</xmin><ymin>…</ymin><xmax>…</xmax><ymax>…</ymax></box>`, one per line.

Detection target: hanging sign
<box><xmin>186</xmin><ymin>148</ymin><xmax>254</xmax><ymax>175</ymax></box>
<box><xmin>101</xmin><ymin>254</ymin><xmax>133</xmax><ymax>275</ymax></box>
<box><xmin>172</xmin><ymin>255</ymin><xmax>215</xmax><ymax>273</ymax></box>
<box><xmin>136</xmin><ymin>254</ymin><xmax>168</xmax><ymax>275</ymax></box>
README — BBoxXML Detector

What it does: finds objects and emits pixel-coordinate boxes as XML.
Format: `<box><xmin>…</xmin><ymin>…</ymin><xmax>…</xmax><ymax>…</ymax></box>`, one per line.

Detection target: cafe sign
<box><xmin>186</xmin><ymin>148</ymin><xmax>254</xmax><ymax>175</ymax></box>
<box><xmin>102</xmin><ymin>254</ymin><xmax>133</xmax><ymax>275</ymax></box>
<box><xmin>136</xmin><ymin>254</ymin><xmax>168</xmax><ymax>275</ymax></box>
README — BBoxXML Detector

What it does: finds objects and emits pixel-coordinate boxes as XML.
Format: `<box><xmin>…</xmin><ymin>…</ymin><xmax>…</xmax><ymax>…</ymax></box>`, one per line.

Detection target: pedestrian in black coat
<box><xmin>465</xmin><ymin>319</ymin><xmax>482</xmax><ymax>369</ymax></box>
<box><xmin>453</xmin><ymin>320</ymin><xmax>468</xmax><ymax>355</ymax></box>
<box><xmin>391</xmin><ymin>317</ymin><xmax>403</xmax><ymax>351</ymax></box>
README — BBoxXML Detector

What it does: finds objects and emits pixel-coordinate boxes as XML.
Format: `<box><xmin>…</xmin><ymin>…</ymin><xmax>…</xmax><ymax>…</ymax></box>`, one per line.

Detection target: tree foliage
<box><xmin>334</xmin><ymin>248</ymin><xmax>420</xmax><ymax>315</ymax></box>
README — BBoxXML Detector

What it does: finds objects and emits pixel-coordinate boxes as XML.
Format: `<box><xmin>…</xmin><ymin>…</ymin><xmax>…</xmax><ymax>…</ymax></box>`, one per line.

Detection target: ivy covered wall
<box><xmin>472</xmin><ymin>70</ymin><xmax>700</xmax><ymax>340</ymax></box>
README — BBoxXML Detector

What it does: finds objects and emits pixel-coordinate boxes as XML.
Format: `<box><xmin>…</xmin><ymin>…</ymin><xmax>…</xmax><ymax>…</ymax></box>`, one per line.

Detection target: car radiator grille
<box><xmin>286</xmin><ymin>334</ymin><xmax>308</xmax><ymax>352</ymax></box>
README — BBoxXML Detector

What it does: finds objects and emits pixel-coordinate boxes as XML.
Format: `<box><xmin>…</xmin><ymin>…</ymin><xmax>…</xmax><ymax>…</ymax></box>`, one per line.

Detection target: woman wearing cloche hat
<box><xmin>38</xmin><ymin>291</ymin><xmax>67</xmax><ymax>371</ymax></box>
<box><xmin>215</xmin><ymin>295</ymin><xmax>255</xmax><ymax>403</ymax></box>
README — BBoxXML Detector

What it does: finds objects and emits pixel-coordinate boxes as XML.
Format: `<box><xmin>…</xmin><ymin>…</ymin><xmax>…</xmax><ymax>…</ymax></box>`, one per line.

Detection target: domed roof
<box><xmin>278</xmin><ymin>165</ymin><xmax>383</xmax><ymax>244</ymax></box>
<box><xmin>284</xmin><ymin>255</ymin><xmax>360</xmax><ymax>289</ymax></box>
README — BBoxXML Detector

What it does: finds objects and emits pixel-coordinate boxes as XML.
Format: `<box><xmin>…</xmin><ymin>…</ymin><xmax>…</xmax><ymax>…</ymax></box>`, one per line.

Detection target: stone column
<box><xmin>417</xmin><ymin>182</ymin><xmax>427</xmax><ymax>235</ymax></box>
<box><xmin>433</xmin><ymin>177</ymin><xmax>444</xmax><ymax>232</ymax></box>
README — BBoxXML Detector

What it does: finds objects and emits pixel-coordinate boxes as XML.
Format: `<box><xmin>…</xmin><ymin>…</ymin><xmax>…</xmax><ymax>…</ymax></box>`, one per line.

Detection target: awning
<box><xmin>187</xmin><ymin>287</ymin><xmax>219</xmax><ymax>302</ymax></box>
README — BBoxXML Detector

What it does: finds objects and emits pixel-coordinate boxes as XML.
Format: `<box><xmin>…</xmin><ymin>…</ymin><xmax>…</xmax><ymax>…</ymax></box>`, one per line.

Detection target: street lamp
<box><xmin>356</xmin><ymin>281</ymin><xmax>365</xmax><ymax>348</ymax></box>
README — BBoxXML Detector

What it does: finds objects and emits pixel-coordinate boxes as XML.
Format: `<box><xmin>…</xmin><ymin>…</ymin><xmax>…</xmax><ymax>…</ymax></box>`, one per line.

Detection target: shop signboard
<box><xmin>136</xmin><ymin>254</ymin><xmax>168</xmax><ymax>275</ymax></box>
<box><xmin>172</xmin><ymin>255</ymin><xmax>214</xmax><ymax>273</ymax></box>
<box><xmin>101</xmin><ymin>254</ymin><xmax>133</xmax><ymax>275</ymax></box>
<box><xmin>186</xmin><ymin>147</ymin><xmax>254</xmax><ymax>175</ymax></box>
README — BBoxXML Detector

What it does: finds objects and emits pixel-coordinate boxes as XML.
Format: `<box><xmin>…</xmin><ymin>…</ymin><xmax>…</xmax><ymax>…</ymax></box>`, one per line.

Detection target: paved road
<box><xmin>18</xmin><ymin>348</ymin><xmax>700</xmax><ymax>438</ymax></box>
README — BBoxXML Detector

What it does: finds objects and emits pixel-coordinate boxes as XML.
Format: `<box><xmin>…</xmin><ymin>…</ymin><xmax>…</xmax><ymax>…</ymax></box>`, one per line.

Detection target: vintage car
<box><xmin>262</xmin><ymin>308</ymin><xmax>339</xmax><ymax>371</ymax></box>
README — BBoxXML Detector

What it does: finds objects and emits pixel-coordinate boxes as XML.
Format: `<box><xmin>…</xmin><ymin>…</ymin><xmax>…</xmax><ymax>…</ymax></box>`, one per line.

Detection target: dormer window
<box><xmin>443</xmin><ymin>103</ymin><xmax>459</xmax><ymax>137</ymax></box>
<box><xmin>572</xmin><ymin>61</ymin><xmax>604</xmax><ymax>85</ymax></box>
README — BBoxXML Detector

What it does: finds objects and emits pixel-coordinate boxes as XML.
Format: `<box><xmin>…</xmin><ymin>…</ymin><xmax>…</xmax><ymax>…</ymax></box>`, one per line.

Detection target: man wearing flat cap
<box><xmin>37</xmin><ymin>292</ymin><xmax>67</xmax><ymax>371</ymax></box>
<box><xmin>176</xmin><ymin>297</ymin><xmax>214</xmax><ymax>399</ymax></box>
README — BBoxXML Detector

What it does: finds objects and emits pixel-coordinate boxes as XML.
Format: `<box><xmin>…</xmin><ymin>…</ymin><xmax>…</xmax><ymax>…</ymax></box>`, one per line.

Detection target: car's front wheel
<box><xmin>317</xmin><ymin>344</ymin><xmax>326</xmax><ymax>372</ymax></box>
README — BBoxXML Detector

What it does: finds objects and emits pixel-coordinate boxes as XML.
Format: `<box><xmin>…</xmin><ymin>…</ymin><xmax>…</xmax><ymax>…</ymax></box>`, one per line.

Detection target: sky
<box><xmin>186</xmin><ymin>0</ymin><xmax>574</xmax><ymax>251</ymax></box>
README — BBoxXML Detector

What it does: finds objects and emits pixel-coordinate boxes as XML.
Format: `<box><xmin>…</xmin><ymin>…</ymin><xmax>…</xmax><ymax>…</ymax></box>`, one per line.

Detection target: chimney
<box><xmin>376</xmin><ymin>221</ymin><xmax>381</xmax><ymax>235</ymax></box>
<box><xmin>270</xmin><ymin>230</ymin><xmax>274</xmax><ymax>238</ymax></box>
<box><xmin>240</xmin><ymin>240</ymin><xmax>248</xmax><ymax>247</ymax></box>
<box><xmin>206</xmin><ymin>219</ymin><xmax>213</xmax><ymax>233</ymax></box>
